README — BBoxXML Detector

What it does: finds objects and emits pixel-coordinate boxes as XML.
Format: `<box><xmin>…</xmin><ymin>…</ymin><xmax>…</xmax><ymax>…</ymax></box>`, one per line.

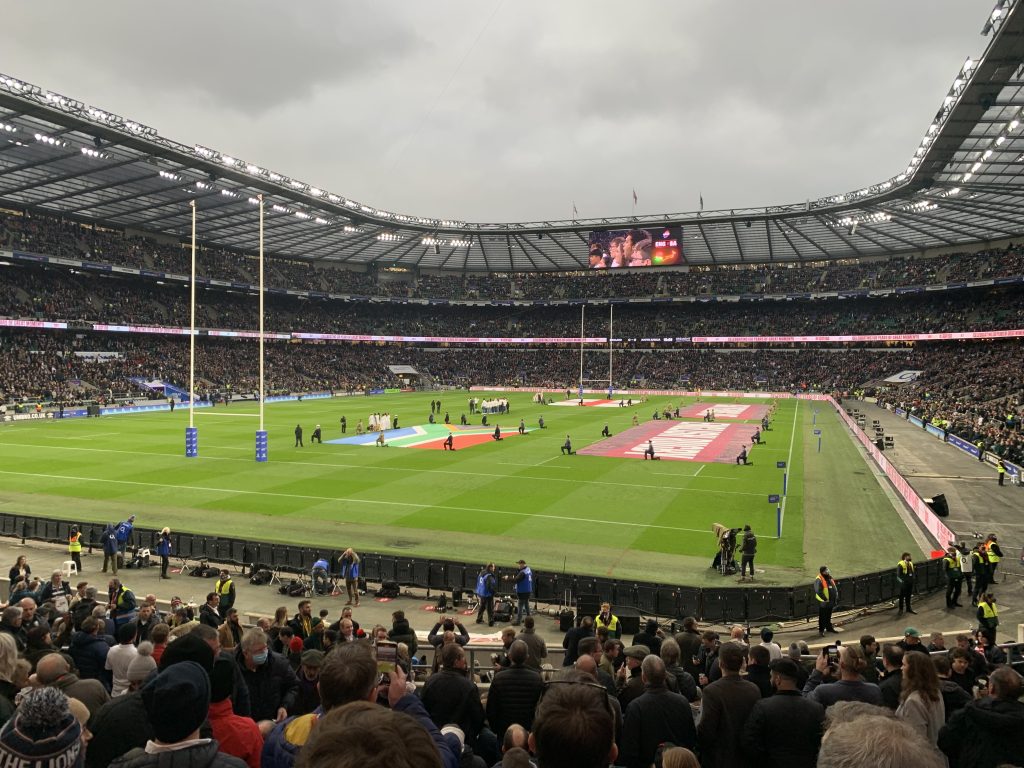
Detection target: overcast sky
<box><xmin>1</xmin><ymin>1</ymin><xmax>985</xmax><ymax>223</ymax></box>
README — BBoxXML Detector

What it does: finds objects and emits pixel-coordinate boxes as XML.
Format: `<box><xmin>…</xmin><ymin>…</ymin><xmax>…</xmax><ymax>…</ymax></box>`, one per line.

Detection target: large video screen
<box><xmin>588</xmin><ymin>226</ymin><xmax>682</xmax><ymax>269</ymax></box>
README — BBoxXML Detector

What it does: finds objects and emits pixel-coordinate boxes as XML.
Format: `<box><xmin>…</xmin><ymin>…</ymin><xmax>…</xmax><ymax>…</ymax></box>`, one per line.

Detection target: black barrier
<box><xmin>0</xmin><ymin>512</ymin><xmax>946</xmax><ymax>623</ymax></box>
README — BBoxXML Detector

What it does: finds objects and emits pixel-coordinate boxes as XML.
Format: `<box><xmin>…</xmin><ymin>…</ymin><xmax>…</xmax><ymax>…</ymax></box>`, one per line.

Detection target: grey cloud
<box><xmin>0</xmin><ymin>0</ymin><xmax>988</xmax><ymax>222</ymax></box>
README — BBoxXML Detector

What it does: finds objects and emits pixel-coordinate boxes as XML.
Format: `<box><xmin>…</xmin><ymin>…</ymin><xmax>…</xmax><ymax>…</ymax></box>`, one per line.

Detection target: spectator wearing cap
<box><xmin>109</xmin><ymin>660</ymin><xmax>246</xmax><ymax>768</ymax></box>
<box><xmin>899</xmin><ymin>627</ymin><xmax>928</xmax><ymax>655</ymax></box>
<box><xmin>86</xmin><ymin>633</ymin><xmax>216</xmax><ymax>768</ymax></box>
<box><xmin>616</xmin><ymin>645</ymin><xmax>649</xmax><ymax>710</ymax></box>
<box><xmin>290</xmin><ymin>650</ymin><xmax>324</xmax><ymax>717</ymax></box>
<box><xmin>741</xmin><ymin>657</ymin><xmax>825</xmax><ymax>768</ymax></box>
<box><xmin>209</xmin><ymin>657</ymin><xmax>264</xmax><ymax>768</ymax></box>
<box><xmin>34</xmin><ymin>652</ymin><xmax>110</xmax><ymax>722</ymax></box>
<box><xmin>0</xmin><ymin>687</ymin><xmax>83</xmax><ymax>767</ymax></box>
<box><xmin>620</xmin><ymin>654</ymin><xmax>696</xmax><ymax>768</ymax></box>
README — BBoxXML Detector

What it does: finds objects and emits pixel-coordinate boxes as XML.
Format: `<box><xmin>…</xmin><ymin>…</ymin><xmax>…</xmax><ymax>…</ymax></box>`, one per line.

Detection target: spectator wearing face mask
<box><xmin>235</xmin><ymin>628</ymin><xmax>299</xmax><ymax>737</ymax></box>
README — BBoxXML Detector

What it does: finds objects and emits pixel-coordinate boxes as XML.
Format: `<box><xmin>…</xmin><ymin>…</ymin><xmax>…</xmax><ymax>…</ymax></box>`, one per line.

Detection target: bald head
<box><xmin>35</xmin><ymin>653</ymin><xmax>70</xmax><ymax>684</ymax></box>
<box><xmin>641</xmin><ymin>654</ymin><xmax>667</xmax><ymax>686</ymax></box>
<box><xmin>575</xmin><ymin>654</ymin><xmax>597</xmax><ymax>676</ymax></box>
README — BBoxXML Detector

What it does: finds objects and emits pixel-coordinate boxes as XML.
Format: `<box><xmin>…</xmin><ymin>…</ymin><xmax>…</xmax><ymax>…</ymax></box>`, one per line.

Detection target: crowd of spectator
<box><xmin>3</xmin><ymin>327</ymin><xmax>1022</xmax><ymax>464</ymax></box>
<box><xmin>3</xmin><ymin>262</ymin><xmax>1024</xmax><ymax>339</ymax></box>
<box><xmin>4</xmin><ymin>209</ymin><xmax>1024</xmax><ymax>300</ymax></box>
<box><xmin>0</xmin><ymin>559</ymin><xmax>1020</xmax><ymax>768</ymax></box>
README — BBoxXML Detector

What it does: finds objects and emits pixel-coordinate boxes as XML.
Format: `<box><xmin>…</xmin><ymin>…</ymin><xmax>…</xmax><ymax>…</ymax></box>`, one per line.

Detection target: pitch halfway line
<box><xmin>0</xmin><ymin>469</ymin><xmax>717</xmax><ymax>536</ymax></box>
<box><xmin>0</xmin><ymin>441</ymin><xmax>768</xmax><ymax>497</ymax></box>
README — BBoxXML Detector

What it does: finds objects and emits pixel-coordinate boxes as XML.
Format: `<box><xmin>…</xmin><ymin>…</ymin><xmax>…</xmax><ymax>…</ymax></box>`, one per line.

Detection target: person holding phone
<box><xmin>802</xmin><ymin>645</ymin><xmax>883</xmax><ymax>707</ymax></box>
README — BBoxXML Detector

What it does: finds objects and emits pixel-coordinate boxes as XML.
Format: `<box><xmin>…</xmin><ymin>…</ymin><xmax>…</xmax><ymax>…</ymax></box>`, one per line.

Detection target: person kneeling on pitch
<box><xmin>376</xmin><ymin>430</ymin><xmax>388</xmax><ymax>447</ymax></box>
<box><xmin>311</xmin><ymin>424</ymin><xmax>322</xmax><ymax>444</ymax></box>
<box><xmin>493</xmin><ymin>425</ymin><xmax>503</xmax><ymax>441</ymax></box>
<box><xmin>643</xmin><ymin>440</ymin><xmax>659</xmax><ymax>460</ymax></box>
<box><xmin>601</xmin><ymin>423</ymin><xmax>611</xmax><ymax>437</ymax></box>
<box><xmin>561</xmin><ymin>435</ymin><xmax>573</xmax><ymax>455</ymax></box>
<box><xmin>752</xmin><ymin>429</ymin><xmax>762</xmax><ymax>445</ymax></box>
<box><xmin>443</xmin><ymin>433</ymin><xmax>455</xmax><ymax>451</ymax></box>
<box><xmin>737</xmin><ymin>446</ymin><xmax>750</xmax><ymax>465</ymax></box>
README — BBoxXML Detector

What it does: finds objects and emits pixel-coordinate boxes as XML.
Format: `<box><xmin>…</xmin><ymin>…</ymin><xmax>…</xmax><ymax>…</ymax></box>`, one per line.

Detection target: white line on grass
<box><xmin>0</xmin><ymin>440</ymin><xmax>767</xmax><ymax>497</ymax></box>
<box><xmin>0</xmin><ymin>468</ymin><xmax>718</xmax><ymax>536</ymax></box>
<box><xmin>779</xmin><ymin>399</ymin><xmax>798</xmax><ymax>536</ymax></box>
<box><xmin>694</xmin><ymin>465</ymin><xmax>705</xmax><ymax>477</ymax></box>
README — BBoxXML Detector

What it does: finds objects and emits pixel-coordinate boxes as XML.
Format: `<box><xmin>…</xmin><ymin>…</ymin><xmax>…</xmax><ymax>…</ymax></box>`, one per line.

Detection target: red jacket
<box><xmin>209</xmin><ymin>699</ymin><xmax>264</xmax><ymax>768</ymax></box>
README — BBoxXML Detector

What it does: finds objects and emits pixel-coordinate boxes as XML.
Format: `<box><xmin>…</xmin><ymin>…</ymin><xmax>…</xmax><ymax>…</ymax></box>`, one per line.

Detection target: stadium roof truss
<box><xmin>1</xmin><ymin>0</ymin><xmax>1024</xmax><ymax>272</ymax></box>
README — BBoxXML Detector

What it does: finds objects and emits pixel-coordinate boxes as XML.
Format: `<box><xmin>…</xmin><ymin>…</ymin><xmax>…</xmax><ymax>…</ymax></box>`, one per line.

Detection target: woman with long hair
<box><xmin>7</xmin><ymin>556</ymin><xmax>30</xmax><ymax>594</ymax></box>
<box><xmin>896</xmin><ymin>651</ymin><xmax>945</xmax><ymax>743</ymax></box>
<box><xmin>0</xmin><ymin>633</ymin><xmax>19</xmax><ymax>725</ymax></box>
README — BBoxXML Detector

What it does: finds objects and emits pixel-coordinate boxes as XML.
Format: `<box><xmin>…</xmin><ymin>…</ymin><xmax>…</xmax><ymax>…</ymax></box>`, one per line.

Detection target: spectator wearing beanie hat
<box><xmin>87</xmin><ymin>633</ymin><xmax>216</xmax><ymax>768</ymax></box>
<box><xmin>110</xmin><ymin>661</ymin><xmax>246</xmax><ymax>767</ymax></box>
<box><xmin>125</xmin><ymin>642</ymin><xmax>157</xmax><ymax>692</ymax></box>
<box><xmin>208</xmin><ymin>657</ymin><xmax>264</xmax><ymax>768</ymax></box>
<box><xmin>0</xmin><ymin>687</ymin><xmax>84</xmax><ymax>767</ymax></box>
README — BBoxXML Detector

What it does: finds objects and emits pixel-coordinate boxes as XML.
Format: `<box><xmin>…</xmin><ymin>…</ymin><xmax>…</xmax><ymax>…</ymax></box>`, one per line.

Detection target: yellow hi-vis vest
<box><xmin>68</xmin><ymin>533</ymin><xmax>82</xmax><ymax>553</ymax></box>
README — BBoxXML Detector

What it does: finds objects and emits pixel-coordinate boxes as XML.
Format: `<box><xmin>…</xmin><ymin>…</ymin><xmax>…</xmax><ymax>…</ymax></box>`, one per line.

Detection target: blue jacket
<box><xmin>341</xmin><ymin>557</ymin><xmax>359</xmax><ymax>580</ymax></box>
<box><xmin>515</xmin><ymin>566</ymin><xmax>533</xmax><ymax>595</ymax></box>
<box><xmin>115</xmin><ymin>521</ymin><xmax>133</xmax><ymax>544</ymax></box>
<box><xmin>156</xmin><ymin>536</ymin><xmax>172</xmax><ymax>557</ymax></box>
<box><xmin>102</xmin><ymin>526</ymin><xmax>119</xmax><ymax>555</ymax></box>
<box><xmin>476</xmin><ymin>570</ymin><xmax>496</xmax><ymax>598</ymax></box>
<box><xmin>69</xmin><ymin>631</ymin><xmax>113</xmax><ymax>691</ymax></box>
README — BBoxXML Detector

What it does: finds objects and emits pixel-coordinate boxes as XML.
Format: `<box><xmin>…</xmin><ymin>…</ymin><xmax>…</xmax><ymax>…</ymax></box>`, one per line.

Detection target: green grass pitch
<box><xmin>0</xmin><ymin>392</ymin><xmax>919</xmax><ymax>586</ymax></box>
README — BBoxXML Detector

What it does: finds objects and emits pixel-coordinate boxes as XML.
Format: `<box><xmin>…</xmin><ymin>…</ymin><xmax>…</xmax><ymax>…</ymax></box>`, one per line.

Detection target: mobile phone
<box><xmin>376</xmin><ymin>640</ymin><xmax>398</xmax><ymax>675</ymax></box>
<box><xmin>825</xmin><ymin>645</ymin><xmax>840</xmax><ymax>665</ymax></box>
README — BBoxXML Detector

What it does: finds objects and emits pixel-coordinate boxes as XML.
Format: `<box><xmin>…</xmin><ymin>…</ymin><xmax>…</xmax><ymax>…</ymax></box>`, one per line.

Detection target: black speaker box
<box><xmin>559</xmin><ymin>610</ymin><xmax>575</xmax><ymax>632</ymax></box>
<box><xmin>616</xmin><ymin>606</ymin><xmax>642</xmax><ymax>636</ymax></box>
<box><xmin>925</xmin><ymin>494</ymin><xmax>949</xmax><ymax>517</ymax></box>
<box><xmin>576</xmin><ymin>594</ymin><xmax>601</xmax><ymax>623</ymax></box>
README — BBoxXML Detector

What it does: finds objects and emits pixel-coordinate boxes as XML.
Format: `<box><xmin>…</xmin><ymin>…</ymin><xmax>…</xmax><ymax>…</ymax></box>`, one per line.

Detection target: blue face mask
<box><xmin>252</xmin><ymin>651</ymin><xmax>269</xmax><ymax>665</ymax></box>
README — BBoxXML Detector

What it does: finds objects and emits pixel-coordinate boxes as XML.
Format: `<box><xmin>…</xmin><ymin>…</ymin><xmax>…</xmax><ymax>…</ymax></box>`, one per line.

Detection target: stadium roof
<box><xmin>1</xmin><ymin>2</ymin><xmax>1024</xmax><ymax>272</ymax></box>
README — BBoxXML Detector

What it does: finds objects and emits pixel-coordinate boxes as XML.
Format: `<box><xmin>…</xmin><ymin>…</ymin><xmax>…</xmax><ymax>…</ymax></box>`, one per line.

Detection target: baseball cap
<box><xmin>904</xmin><ymin>627</ymin><xmax>920</xmax><ymax>638</ymax></box>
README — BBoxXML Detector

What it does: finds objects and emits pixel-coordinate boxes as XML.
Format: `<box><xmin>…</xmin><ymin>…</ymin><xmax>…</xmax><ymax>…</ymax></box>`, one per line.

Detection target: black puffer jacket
<box><xmin>486</xmin><ymin>663</ymin><xmax>544</xmax><ymax>737</ymax></box>
<box><xmin>234</xmin><ymin>648</ymin><xmax>298</xmax><ymax>722</ymax></box>
<box><xmin>938</xmin><ymin>696</ymin><xmax>1024</xmax><ymax>767</ymax></box>
<box><xmin>388</xmin><ymin>618</ymin><xmax>418</xmax><ymax>658</ymax></box>
<box><xmin>111</xmin><ymin>741</ymin><xmax>247</xmax><ymax>768</ymax></box>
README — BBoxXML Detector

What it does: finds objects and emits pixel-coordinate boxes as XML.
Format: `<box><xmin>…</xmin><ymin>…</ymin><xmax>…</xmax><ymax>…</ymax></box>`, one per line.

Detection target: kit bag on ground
<box><xmin>493</xmin><ymin>598</ymin><xmax>515</xmax><ymax>622</ymax></box>
<box><xmin>250</xmin><ymin>569</ymin><xmax>273</xmax><ymax>586</ymax></box>
<box><xmin>375</xmin><ymin>580</ymin><xmax>400</xmax><ymax>598</ymax></box>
